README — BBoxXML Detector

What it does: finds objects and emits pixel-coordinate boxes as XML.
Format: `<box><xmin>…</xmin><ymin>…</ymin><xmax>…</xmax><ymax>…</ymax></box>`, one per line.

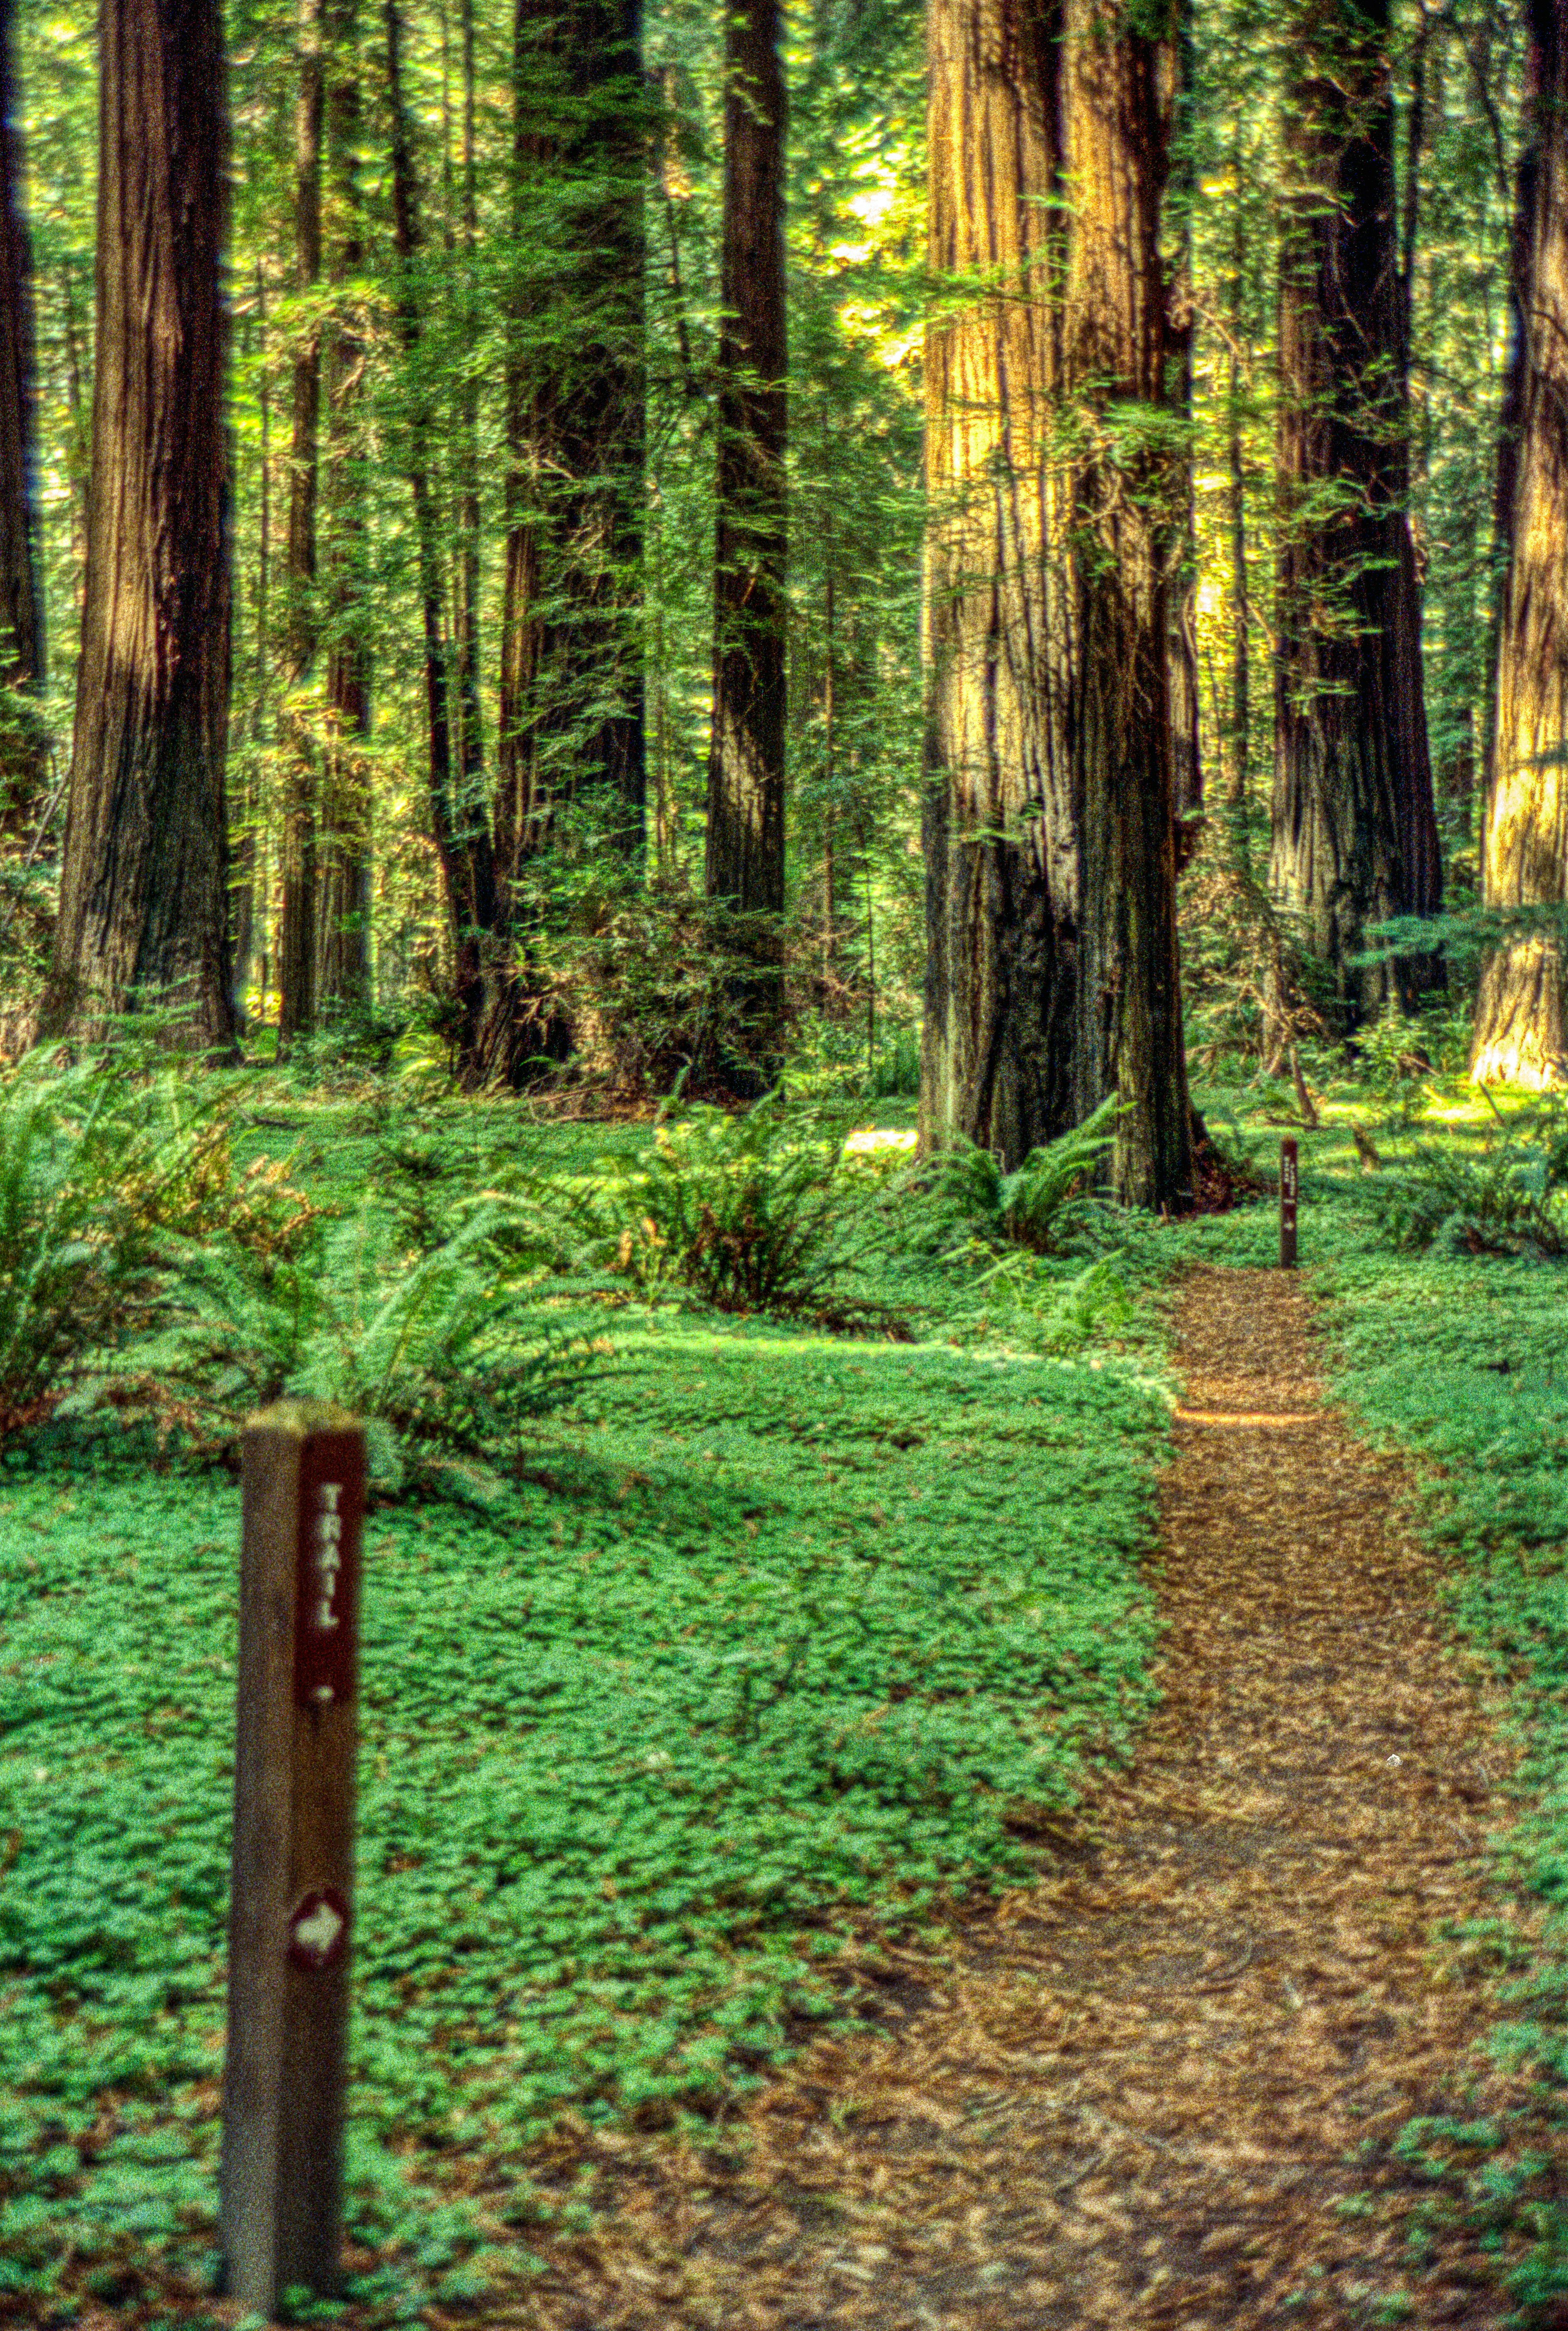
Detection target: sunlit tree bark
<box><xmin>42</xmin><ymin>0</ymin><xmax>234</xmax><ymax>1049</ymax></box>
<box><xmin>920</xmin><ymin>0</ymin><xmax>1073</xmax><ymax>1167</ymax></box>
<box><xmin>316</xmin><ymin>0</ymin><xmax>372</xmax><ymax>1012</ymax></box>
<box><xmin>277</xmin><ymin>0</ymin><xmax>324</xmax><ymax>1046</ymax></box>
<box><xmin>921</xmin><ymin>0</ymin><xmax>1191</xmax><ymax>1204</ymax></box>
<box><xmin>1472</xmin><ymin>0</ymin><xmax>1568</xmax><ymax>1083</ymax></box>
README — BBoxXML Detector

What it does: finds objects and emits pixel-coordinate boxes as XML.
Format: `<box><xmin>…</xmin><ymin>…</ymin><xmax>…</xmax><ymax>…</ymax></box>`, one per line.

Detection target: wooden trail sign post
<box><xmin>1280</xmin><ymin>1137</ymin><xmax>1299</xmax><ymax>1269</ymax></box>
<box><xmin>220</xmin><ymin>1402</ymin><xmax>365</xmax><ymax>2315</ymax></box>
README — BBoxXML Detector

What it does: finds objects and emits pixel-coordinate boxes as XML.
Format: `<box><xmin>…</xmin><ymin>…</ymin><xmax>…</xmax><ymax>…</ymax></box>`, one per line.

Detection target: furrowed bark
<box><xmin>0</xmin><ymin>0</ymin><xmax>42</xmax><ymax>696</ymax></box>
<box><xmin>42</xmin><ymin>0</ymin><xmax>235</xmax><ymax>1051</ymax></box>
<box><xmin>704</xmin><ymin>0</ymin><xmax>787</xmax><ymax>1055</ymax></box>
<box><xmin>1064</xmin><ymin>0</ymin><xmax>1192</xmax><ymax>1208</ymax></box>
<box><xmin>499</xmin><ymin>0</ymin><xmax>647</xmax><ymax>880</ymax></box>
<box><xmin>921</xmin><ymin>0</ymin><xmax>1191</xmax><ymax>1206</ymax></box>
<box><xmin>278</xmin><ymin>0</ymin><xmax>325</xmax><ymax>1047</ymax></box>
<box><xmin>385</xmin><ymin>0</ymin><xmax>497</xmax><ymax>1062</ymax></box>
<box><xmin>1271</xmin><ymin>0</ymin><xmax>1442</xmax><ymax>1030</ymax></box>
<box><xmin>316</xmin><ymin>0</ymin><xmax>372</xmax><ymax>1012</ymax></box>
<box><xmin>920</xmin><ymin>0</ymin><xmax>1075</xmax><ymax>1168</ymax></box>
<box><xmin>1472</xmin><ymin>0</ymin><xmax>1568</xmax><ymax>1084</ymax></box>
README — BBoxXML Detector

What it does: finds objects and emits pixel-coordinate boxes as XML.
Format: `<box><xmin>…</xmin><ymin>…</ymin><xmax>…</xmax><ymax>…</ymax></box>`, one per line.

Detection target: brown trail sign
<box><xmin>1280</xmin><ymin>1136</ymin><xmax>1299</xmax><ymax>1269</ymax></box>
<box><xmin>220</xmin><ymin>1402</ymin><xmax>365</xmax><ymax>2315</ymax></box>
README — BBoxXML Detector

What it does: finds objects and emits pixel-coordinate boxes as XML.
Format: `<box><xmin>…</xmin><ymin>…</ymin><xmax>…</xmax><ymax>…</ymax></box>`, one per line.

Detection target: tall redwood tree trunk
<box><xmin>277</xmin><ymin>0</ymin><xmax>324</xmax><ymax>1046</ymax></box>
<box><xmin>1271</xmin><ymin>0</ymin><xmax>1441</xmax><ymax>1030</ymax></box>
<box><xmin>1167</xmin><ymin>0</ymin><xmax>1202</xmax><ymax>860</ymax></box>
<box><xmin>316</xmin><ymin>0</ymin><xmax>372</xmax><ymax>1011</ymax></box>
<box><xmin>704</xmin><ymin>0</ymin><xmax>787</xmax><ymax>1037</ymax></box>
<box><xmin>1471</xmin><ymin>0</ymin><xmax>1568</xmax><ymax>1083</ymax></box>
<box><xmin>42</xmin><ymin>0</ymin><xmax>234</xmax><ymax>1050</ymax></box>
<box><xmin>450</xmin><ymin>0</ymin><xmax>485</xmax><ymax>852</ymax></box>
<box><xmin>920</xmin><ymin>0</ymin><xmax>1073</xmax><ymax>1167</ymax></box>
<box><xmin>386</xmin><ymin>0</ymin><xmax>496</xmax><ymax>1064</ymax></box>
<box><xmin>0</xmin><ymin>0</ymin><xmax>42</xmax><ymax>696</ymax></box>
<box><xmin>1065</xmin><ymin>0</ymin><xmax>1193</xmax><ymax>1207</ymax></box>
<box><xmin>498</xmin><ymin>0</ymin><xmax>647</xmax><ymax>889</ymax></box>
<box><xmin>921</xmin><ymin>0</ymin><xmax>1190</xmax><ymax>1205</ymax></box>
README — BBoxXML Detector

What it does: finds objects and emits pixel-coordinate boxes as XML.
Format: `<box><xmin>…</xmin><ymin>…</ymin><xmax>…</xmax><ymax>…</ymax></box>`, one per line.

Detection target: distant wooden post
<box><xmin>1280</xmin><ymin>1136</ymin><xmax>1299</xmax><ymax>1269</ymax></box>
<box><xmin>220</xmin><ymin>1402</ymin><xmax>365</xmax><ymax>2316</ymax></box>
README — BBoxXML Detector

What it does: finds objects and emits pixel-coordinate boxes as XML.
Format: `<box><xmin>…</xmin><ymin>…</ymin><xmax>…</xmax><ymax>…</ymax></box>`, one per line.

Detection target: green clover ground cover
<box><xmin>0</xmin><ymin>1266</ymin><xmax>1167</xmax><ymax>2316</ymax></box>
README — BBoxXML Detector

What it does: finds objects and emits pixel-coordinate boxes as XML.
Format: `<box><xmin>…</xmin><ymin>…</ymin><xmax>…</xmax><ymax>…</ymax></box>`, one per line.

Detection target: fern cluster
<box><xmin>586</xmin><ymin>1091</ymin><xmax>857</xmax><ymax>1318</ymax></box>
<box><xmin>1363</xmin><ymin>1098</ymin><xmax>1568</xmax><ymax>1256</ymax></box>
<box><xmin>68</xmin><ymin>1203</ymin><xmax>599</xmax><ymax>1491</ymax></box>
<box><xmin>0</xmin><ymin>1047</ymin><xmax>277</xmax><ymax>1426</ymax></box>
<box><xmin>0</xmin><ymin>1049</ymin><xmax>599</xmax><ymax>1489</ymax></box>
<box><xmin>895</xmin><ymin>1095</ymin><xmax>1123</xmax><ymax>1257</ymax></box>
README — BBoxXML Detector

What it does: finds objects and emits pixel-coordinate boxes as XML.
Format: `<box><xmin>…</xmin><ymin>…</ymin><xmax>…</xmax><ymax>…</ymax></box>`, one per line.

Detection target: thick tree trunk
<box><xmin>499</xmin><ymin>0</ymin><xmax>647</xmax><ymax>884</ymax></box>
<box><xmin>0</xmin><ymin>0</ymin><xmax>42</xmax><ymax>695</ymax></box>
<box><xmin>1227</xmin><ymin>358</ymin><xmax>1249</xmax><ymax>820</ymax></box>
<box><xmin>1166</xmin><ymin>0</ymin><xmax>1202</xmax><ymax>862</ymax></box>
<box><xmin>704</xmin><ymin>0</ymin><xmax>787</xmax><ymax>994</ymax></box>
<box><xmin>1065</xmin><ymin>0</ymin><xmax>1192</xmax><ymax>1208</ymax></box>
<box><xmin>1271</xmin><ymin>0</ymin><xmax>1442</xmax><ymax>1031</ymax></box>
<box><xmin>1472</xmin><ymin>0</ymin><xmax>1568</xmax><ymax>1084</ymax></box>
<box><xmin>42</xmin><ymin>0</ymin><xmax>234</xmax><ymax>1050</ymax></box>
<box><xmin>449</xmin><ymin>0</ymin><xmax>485</xmax><ymax>852</ymax></box>
<box><xmin>386</xmin><ymin>0</ymin><xmax>497</xmax><ymax>1064</ymax></box>
<box><xmin>921</xmin><ymin>0</ymin><xmax>1190</xmax><ymax>1205</ymax></box>
<box><xmin>316</xmin><ymin>0</ymin><xmax>372</xmax><ymax>1012</ymax></box>
<box><xmin>920</xmin><ymin>0</ymin><xmax>1075</xmax><ymax>1168</ymax></box>
<box><xmin>60</xmin><ymin>257</ymin><xmax>88</xmax><ymax>612</ymax></box>
<box><xmin>231</xmin><ymin>271</ymin><xmax>269</xmax><ymax>1014</ymax></box>
<box><xmin>277</xmin><ymin>0</ymin><xmax>324</xmax><ymax>1046</ymax></box>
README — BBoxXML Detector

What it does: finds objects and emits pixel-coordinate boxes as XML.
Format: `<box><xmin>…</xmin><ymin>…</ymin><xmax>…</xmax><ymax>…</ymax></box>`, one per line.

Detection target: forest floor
<box><xmin>509</xmin><ymin>1262</ymin><xmax>1553</xmax><ymax>2330</ymax></box>
<box><xmin>15</xmin><ymin>1069</ymin><xmax>1568</xmax><ymax>2328</ymax></box>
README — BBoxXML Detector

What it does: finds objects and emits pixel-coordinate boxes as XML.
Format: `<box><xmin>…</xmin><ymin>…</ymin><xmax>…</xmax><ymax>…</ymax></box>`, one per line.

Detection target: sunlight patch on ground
<box><xmin>845</xmin><ymin>1126</ymin><xmax>918</xmax><ymax>1154</ymax></box>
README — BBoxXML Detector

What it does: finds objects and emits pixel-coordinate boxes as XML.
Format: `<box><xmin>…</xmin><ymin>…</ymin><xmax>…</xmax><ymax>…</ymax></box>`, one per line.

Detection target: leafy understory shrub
<box><xmin>897</xmin><ymin>1095</ymin><xmax>1123</xmax><ymax>1257</ymax></box>
<box><xmin>1363</xmin><ymin>1099</ymin><xmax>1568</xmax><ymax>1256</ymax></box>
<box><xmin>0</xmin><ymin>1046</ymin><xmax>311</xmax><ymax>1429</ymax></box>
<box><xmin>955</xmin><ymin>1247</ymin><xmax>1139</xmax><ymax>1356</ymax></box>
<box><xmin>60</xmin><ymin>1204</ymin><xmax>603</xmax><ymax>1492</ymax></box>
<box><xmin>1178</xmin><ymin>833</ymin><xmax>1331</xmax><ymax>1070</ymax></box>
<box><xmin>1349</xmin><ymin>999</ymin><xmax>1474</xmax><ymax>1093</ymax></box>
<box><xmin>365</xmin><ymin>1103</ymin><xmax>577</xmax><ymax>1270</ymax></box>
<box><xmin>588</xmin><ymin>1091</ymin><xmax>867</xmax><ymax>1321</ymax></box>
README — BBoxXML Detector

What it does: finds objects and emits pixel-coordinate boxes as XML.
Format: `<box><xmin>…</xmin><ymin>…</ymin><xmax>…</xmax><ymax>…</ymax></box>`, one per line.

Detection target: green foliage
<box><xmin>0</xmin><ymin>1045</ymin><xmax>286</xmax><ymax>1425</ymax></box>
<box><xmin>953</xmin><ymin>1248</ymin><xmax>1139</xmax><ymax>1358</ymax></box>
<box><xmin>898</xmin><ymin>1097</ymin><xmax>1122</xmax><ymax>1258</ymax></box>
<box><xmin>587</xmin><ymin>1090</ymin><xmax>861</xmax><ymax>1320</ymax></box>
<box><xmin>543</xmin><ymin>876</ymin><xmax>783</xmax><ymax>1099</ymax></box>
<box><xmin>1178</xmin><ymin>836</ymin><xmax>1331</xmax><ymax>1071</ymax></box>
<box><xmin>0</xmin><ymin>683</ymin><xmax>54</xmax><ymax>1034</ymax></box>
<box><xmin>0</xmin><ymin>1053</ymin><xmax>594</xmax><ymax>1489</ymax></box>
<box><xmin>1362</xmin><ymin>1098</ymin><xmax>1568</xmax><ymax>1257</ymax></box>
<box><xmin>0</xmin><ymin>1270</ymin><xmax>1166</xmax><ymax>2311</ymax></box>
<box><xmin>1348</xmin><ymin>998</ymin><xmax>1474</xmax><ymax>1093</ymax></box>
<box><xmin>65</xmin><ymin>1202</ymin><xmax>598</xmax><ymax>1494</ymax></box>
<box><xmin>865</xmin><ymin>1022</ymin><xmax>921</xmax><ymax>1098</ymax></box>
<box><xmin>0</xmin><ymin>1052</ymin><xmax>137</xmax><ymax>1419</ymax></box>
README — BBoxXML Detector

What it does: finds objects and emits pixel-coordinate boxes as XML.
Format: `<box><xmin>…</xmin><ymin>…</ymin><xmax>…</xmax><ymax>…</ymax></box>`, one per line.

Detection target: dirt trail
<box><xmin>519</xmin><ymin>1266</ymin><xmax>1537</xmax><ymax>2329</ymax></box>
